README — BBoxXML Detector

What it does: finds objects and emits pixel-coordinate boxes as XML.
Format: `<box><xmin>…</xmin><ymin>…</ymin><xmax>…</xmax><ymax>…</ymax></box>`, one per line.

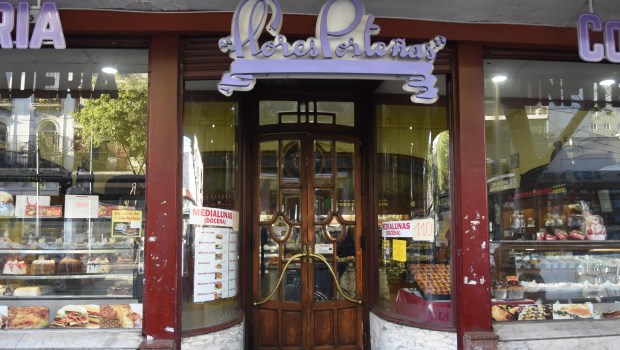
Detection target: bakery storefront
<box><xmin>2</xmin><ymin>1</ymin><xmax>620</xmax><ymax>350</ymax></box>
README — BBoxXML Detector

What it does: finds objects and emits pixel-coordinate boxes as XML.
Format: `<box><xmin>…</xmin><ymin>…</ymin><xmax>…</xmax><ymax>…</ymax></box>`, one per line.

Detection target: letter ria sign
<box><xmin>0</xmin><ymin>1</ymin><xmax>65</xmax><ymax>49</ymax></box>
<box><xmin>218</xmin><ymin>0</ymin><xmax>447</xmax><ymax>104</ymax></box>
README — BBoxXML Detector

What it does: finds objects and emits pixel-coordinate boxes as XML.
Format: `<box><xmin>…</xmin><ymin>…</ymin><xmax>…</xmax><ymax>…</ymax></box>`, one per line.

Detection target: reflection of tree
<box><xmin>435</xmin><ymin>131</ymin><xmax>450</xmax><ymax>194</ymax></box>
<box><xmin>72</xmin><ymin>74</ymin><xmax>147</xmax><ymax>174</ymax></box>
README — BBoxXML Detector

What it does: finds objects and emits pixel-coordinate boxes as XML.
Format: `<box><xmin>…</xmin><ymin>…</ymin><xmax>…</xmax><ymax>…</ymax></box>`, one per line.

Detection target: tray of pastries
<box><xmin>409</xmin><ymin>263</ymin><xmax>451</xmax><ymax>300</ymax></box>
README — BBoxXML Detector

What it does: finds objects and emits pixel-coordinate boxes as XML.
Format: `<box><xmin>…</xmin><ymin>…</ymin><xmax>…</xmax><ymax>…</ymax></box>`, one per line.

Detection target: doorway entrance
<box><xmin>251</xmin><ymin>100</ymin><xmax>365</xmax><ymax>349</ymax></box>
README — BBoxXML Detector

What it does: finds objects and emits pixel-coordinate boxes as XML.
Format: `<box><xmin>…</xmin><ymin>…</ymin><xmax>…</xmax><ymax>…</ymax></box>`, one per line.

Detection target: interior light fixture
<box><xmin>600</xmin><ymin>79</ymin><xmax>616</xmax><ymax>86</ymax></box>
<box><xmin>491</xmin><ymin>75</ymin><xmax>507</xmax><ymax>83</ymax></box>
<box><xmin>101</xmin><ymin>67</ymin><xmax>118</xmax><ymax>74</ymax></box>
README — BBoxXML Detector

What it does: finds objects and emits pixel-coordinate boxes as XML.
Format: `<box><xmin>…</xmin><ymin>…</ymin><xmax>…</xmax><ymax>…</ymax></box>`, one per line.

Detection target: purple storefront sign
<box><xmin>578</xmin><ymin>13</ymin><xmax>620</xmax><ymax>63</ymax></box>
<box><xmin>219</xmin><ymin>0</ymin><xmax>446</xmax><ymax>104</ymax></box>
<box><xmin>0</xmin><ymin>1</ymin><xmax>65</xmax><ymax>49</ymax></box>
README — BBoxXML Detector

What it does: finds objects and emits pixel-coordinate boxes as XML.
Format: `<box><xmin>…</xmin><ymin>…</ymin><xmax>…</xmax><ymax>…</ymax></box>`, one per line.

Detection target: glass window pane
<box><xmin>181</xmin><ymin>80</ymin><xmax>240</xmax><ymax>331</ymax></box>
<box><xmin>337</xmin><ymin>141</ymin><xmax>355</xmax><ymax>217</ymax></box>
<box><xmin>260</xmin><ymin>140</ymin><xmax>279</xmax><ymax>219</ymax></box>
<box><xmin>282</xmin><ymin>140</ymin><xmax>301</xmax><ymax>186</ymax></box>
<box><xmin>374</xmin><ymin>78</ymin><xmax>452</xmax><ymax>326</ymax></box>
<box><xmin>485</xmin><ymin>59</ymin><xmax>620</xmax><ymax>322</ymax></box>
<box><xmin>316</xmin><ymin>101</ymin><xmax>354</xmax><ymax>126</ymax></box>
<box><xmin>259</xmin><ymin>101</ymin><xmax>298</xmax><ymax>125</ymax></box>
<box><xmin>315</xmin><ymin>140</ymin><xmax>333</xmax><ymax>186</ymax></box>
<box><xmin>0</xmin><ymin>48</ymin><xmax>148</xmax><ymax>330</ymax></box>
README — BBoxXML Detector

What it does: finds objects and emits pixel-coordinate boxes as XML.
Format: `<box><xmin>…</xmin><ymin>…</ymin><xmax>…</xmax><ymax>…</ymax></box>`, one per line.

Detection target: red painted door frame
<box><xmin>453</xmin><ymin>43</ymin><xmax>491</xmax><ymax>348</ymax></box>
<box><xmin>143</xmin><ymin>35</ymin><xmax>182</xmax><ymax>346</ymax></box>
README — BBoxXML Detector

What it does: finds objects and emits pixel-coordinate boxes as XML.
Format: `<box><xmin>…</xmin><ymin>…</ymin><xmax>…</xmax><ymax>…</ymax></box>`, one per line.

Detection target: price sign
<box><xmin>382</xmin><ymin>218</ymin><xmax>435</xmax><ymax>242</ymax></box>
<box><xmin>411</xmin><ymin>218</ymin><xmax>435</xmax><ymax>242</ymax></box>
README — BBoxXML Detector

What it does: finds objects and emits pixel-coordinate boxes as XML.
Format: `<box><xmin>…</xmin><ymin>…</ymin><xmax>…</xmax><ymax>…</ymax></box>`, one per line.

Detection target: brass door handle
<box><xmin>308</xmin><ymin>251</ymin><xmax>362</xmax><ymax>305</ymax></box>
<box><xmin>254</xmin><ymin>246</ymin><xmax>362</xmax><ymax>306</ymax></box>
<box><xmin>254</xmin><ymin>252</ymin><xmax>305</xmax><ymax>306</ymax></box>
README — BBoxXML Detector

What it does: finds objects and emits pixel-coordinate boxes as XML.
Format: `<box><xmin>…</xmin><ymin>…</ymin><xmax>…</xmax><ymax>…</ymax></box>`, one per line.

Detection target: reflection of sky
<box><xmin>548</xmin><ymin>137</ymin><xmax>620</xmax><ymax>172</ymax></box>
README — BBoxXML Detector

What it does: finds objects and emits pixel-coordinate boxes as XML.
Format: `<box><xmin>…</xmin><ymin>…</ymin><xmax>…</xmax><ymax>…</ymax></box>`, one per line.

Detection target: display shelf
<box><xmin>1</xmin><ymin>273</ymin><xmax>135</xmax><ymax>280</ymax></box>
<box><xmin>0</xmin><ymin>248</ymin><xmax>134</xmax><ymax>254</ymax></box>
<box><xmin>0</xmin><ymin>294</ymin><xmax>134</xmax><ymax>300</ymax></box>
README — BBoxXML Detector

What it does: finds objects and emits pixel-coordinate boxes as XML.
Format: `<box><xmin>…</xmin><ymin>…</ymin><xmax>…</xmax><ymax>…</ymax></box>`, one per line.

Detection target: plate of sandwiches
<box><xmin>552</xmin><ymin>303</ymin><xmax>593</xmax><ymax>319</ymax></box>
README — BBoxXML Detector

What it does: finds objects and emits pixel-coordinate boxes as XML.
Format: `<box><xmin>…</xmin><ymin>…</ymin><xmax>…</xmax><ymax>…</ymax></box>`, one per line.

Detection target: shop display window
<box><xmin>0</xmin><ymin>48</ymin><xmax>148</xmax><ymax>330</ymax></box>
<box><xmin>181</xmin><ymin>81</ymin><xmax>241</xmax><ymax>332</ymax></box>
<box><xmin>485</xmin><ymin>59</ymin><xmax>620</xmax><ymax>322</ymax></box>
<box><xmin>373</xmin><ymin>78</ymin><xmax>453</xmax><ymax>327</ymax></box>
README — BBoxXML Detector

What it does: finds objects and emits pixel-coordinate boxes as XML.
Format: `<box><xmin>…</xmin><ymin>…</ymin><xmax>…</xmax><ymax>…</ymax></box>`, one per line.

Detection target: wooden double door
<box><xmin>252</xmin><ymin>132</ymin><xmax>364</xmax><ymax>349</ymax></box>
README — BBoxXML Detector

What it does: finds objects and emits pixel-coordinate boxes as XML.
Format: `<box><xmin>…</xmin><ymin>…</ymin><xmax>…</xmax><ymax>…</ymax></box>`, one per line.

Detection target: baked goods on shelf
<box><xmin>31</xmin><ymin>258</ymin><xmax>56</xmax><ymax>275</ymax></box>
<box><xmin>111</xmin><ymin>255</ymin><xmax>136</xmax><ymax>272</ymax></box>
<box><xmin>507</xmin><ymin>282</ymin><xmax>525</xmax><ymax>299</ymax></box>
<box><xmin>7</xmin><ymin>306</ymin><xmax>49</xmax><ymax>329</ymax></box>
<box><xmin>409</xmin><ymin>263</ymin><xmax>451</xmax><ymax>297</ymax></box>
<box><xmin>57</xmin><ymin>256</ymin><xmax>83</xmax><ymax>274</ymax></box>
<box><xmin>3</xmin><ymin>259</ymin><xmax>28</xmax><ymax>275</ymax></box>
<box><xmin>86</xmin><ymin>257</ymin><xmax>110</xmax><ymax>274</ymax></box>
<box><xmin>100</xmin><ymin>304</ymin><xmax>132</xmax><ymax>328</ymax></box>
<box><xmin>13</xmin><ymin>285</ymin><xmax>54</xmax><ymax>297</ymax></box>
<box><xmin>107</xmin><ymin>281</ymin><xmax>131</xmax><ymax>296</ymax></box>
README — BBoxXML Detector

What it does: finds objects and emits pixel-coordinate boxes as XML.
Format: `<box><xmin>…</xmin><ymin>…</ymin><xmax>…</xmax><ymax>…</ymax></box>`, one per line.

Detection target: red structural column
<box><xmin>454</xmin><ymin>43</ymin><xmax>495</xmax><ymax>349</ymax></box>
<box><xmin>143</xmin><ymin>36</ymin><xmax>181</xmax><ymax>347</ymax></box>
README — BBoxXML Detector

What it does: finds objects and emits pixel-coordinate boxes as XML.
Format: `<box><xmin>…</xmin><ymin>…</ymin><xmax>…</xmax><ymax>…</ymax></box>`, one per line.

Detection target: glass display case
<box><xmin>485</xmin><ymin>58</ymin><xmax>620</xmax><ymax>321</ymax></box>
<box><xmin>0</xmin><ymin>176</ymin><xmax>145</xmax><ymax>329</ymax></box>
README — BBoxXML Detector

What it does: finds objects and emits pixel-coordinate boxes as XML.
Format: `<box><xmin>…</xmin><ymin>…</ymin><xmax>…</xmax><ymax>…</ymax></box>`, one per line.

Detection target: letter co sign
<box><xmin>0</xmin><ymin>1</ymin><xmax>65</xmax><ymax>49</ymax></box>
<box><xmin>578</xmin><ymin>13</ymin><xmax>620</xmax><ymax>63</ymax></box>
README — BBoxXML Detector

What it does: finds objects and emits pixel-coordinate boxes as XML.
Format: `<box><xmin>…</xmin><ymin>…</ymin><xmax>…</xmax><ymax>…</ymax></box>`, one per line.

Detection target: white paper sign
<box><xmin>189</xmin><ymin>206</ymin><xmax>235</xmax><ymax>227</ymax></box>
<box><xmin>315</xmin><ymin>244</ymin><xmax>333</xmax><ymax>254</ymax></box>
<box><xmin>64</xmin><ymin>195</ymin><xmax>99</xmax><ymax>218</ymax></box>
<box><xmin>411</xmin><ymin>218</ymin><xmax>435</xmax><ymax>242</ymax></box>
<box><xmin>15</xmin><ymin>195</ymin><xmax>50</xmax><ymax>218</ymax></box>
<box><xmin>381</xmin><ymin>220</ymin><xmax>414</xmax><ymax>238</ymax></box>
<box><xmin>381</xmin><ymin>218</ymin><xmax>435</xmax><ymax>242</ymax></box>
<box><xmin>193</xmin><ymin>227</ymin><xmax>239</xmax><ymax>302</ymax></box>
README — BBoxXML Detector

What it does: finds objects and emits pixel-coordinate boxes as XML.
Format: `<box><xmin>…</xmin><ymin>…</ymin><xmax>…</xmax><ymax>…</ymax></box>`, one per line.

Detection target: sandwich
<box><xmin>84</xmin><ymin>305</ymin><xmax>100</xmax><ymax>324</ymax></box>
<box><xmin>52</xmin><ymin>305</ymin><xmax>89</xmax><ymax>328</ymax></box>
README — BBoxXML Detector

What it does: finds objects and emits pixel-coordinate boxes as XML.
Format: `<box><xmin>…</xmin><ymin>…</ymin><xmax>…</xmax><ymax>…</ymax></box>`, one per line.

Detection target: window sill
<box><xmin>1</xmin><ymin>329</ymin><xmax>142</xmax><ymax>349</ymax></box>
<box><xmin>494</xmin><ymin>318</ymin><xmax>620</xmax><ymax>341</ymax></box>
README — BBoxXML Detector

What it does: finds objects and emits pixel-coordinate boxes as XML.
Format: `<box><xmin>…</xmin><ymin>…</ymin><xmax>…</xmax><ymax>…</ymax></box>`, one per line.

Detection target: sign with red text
<box><xmin>189</xmin><ymin>206</ymin><xmax>234</xmax><ymax>227</ymax></box>
<box><xmin>64</xmin><ymin>195</ymin><xmax>99</xmax><ymax>219</ymax></box>
<box><xmin>382</xmin><ymin>218</ymin><xmax>435</xmax><ymax>242</ymax></box>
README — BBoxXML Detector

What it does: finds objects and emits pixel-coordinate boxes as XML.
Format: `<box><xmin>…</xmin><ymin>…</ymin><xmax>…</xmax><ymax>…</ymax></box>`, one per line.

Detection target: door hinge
<box><xmin>360</xmin><ymin>235</ymin><xmax>365</xmax><ymax>248</ymax></box>
<box><xmin>363</xmin><ymin>331</ymin><xmax>368</xmax><ymax>347</ymax></box>
<box><xmin>250</xmin><ymin>236</ymin><xmax>254</xmax><ymax>249</ymax></box>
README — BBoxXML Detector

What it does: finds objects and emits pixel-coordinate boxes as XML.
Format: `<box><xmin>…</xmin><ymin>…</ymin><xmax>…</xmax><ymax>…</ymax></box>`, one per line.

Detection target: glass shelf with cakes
<box><xmin>0</xmin><ymin>248</ymin><xmax>140</xmax><ymax>299</ymax></box>
<box><xmin>490</xmin><ymin>240</ymin><xmax>620</xmax><ymax>321</ymax></box>
<box><xmin>0</xmin><ymin>214</ymin><xmax>141</xmax><ymax>300</ymax></box>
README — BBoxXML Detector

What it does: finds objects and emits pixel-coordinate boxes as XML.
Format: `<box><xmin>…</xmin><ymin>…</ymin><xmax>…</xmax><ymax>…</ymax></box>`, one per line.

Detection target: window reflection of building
<box><xmin>0</xmin><ymin>122</ymin><xmax>7</xmax><ymax>149</ymax></box>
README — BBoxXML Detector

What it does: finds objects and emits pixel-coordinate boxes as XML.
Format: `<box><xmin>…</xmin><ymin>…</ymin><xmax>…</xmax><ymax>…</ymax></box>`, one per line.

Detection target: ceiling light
<box><xmin>491</xmin><ymin>75</ymin><xmax>507</xmax><ymax>83</ymax></box>
<box><xmin>600</xmin><ymin>79</ymin><xmax>615</xmax><ymax>86</ymax></box>
<box><xmin>102</xmin><ymin>67</ymin><xmax>118</xmax><ymax>74</ymax></box>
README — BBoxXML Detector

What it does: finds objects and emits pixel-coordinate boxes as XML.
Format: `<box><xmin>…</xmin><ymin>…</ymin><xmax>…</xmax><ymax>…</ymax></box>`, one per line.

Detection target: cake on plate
<box><xmin>111</xmin><ymin>255</ymin><xmax>136</xmax><ymax>272</ymax></box>
<box><xmin>13</xmin><ymin>285</ymin><xmax>54</xmax><ymax>296</ymax></box>
<box><xmin>57</xmin><ymin>256</ymin><xmax>83</xmax><ymax>274</ymax></box>
<box><xmin>86</xmin><ymin>257</ymin><xmax>110</xmax><ymax>274</ymax></box>
<box><xmin>3</xmin><ymin>259</ymin><xmax>27</xmax><ymax>275</ymax></box>
<box><xmin>31</xmin><ymin>258</ymin><xmax>56</xmax><ymax>275</ymax></box>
